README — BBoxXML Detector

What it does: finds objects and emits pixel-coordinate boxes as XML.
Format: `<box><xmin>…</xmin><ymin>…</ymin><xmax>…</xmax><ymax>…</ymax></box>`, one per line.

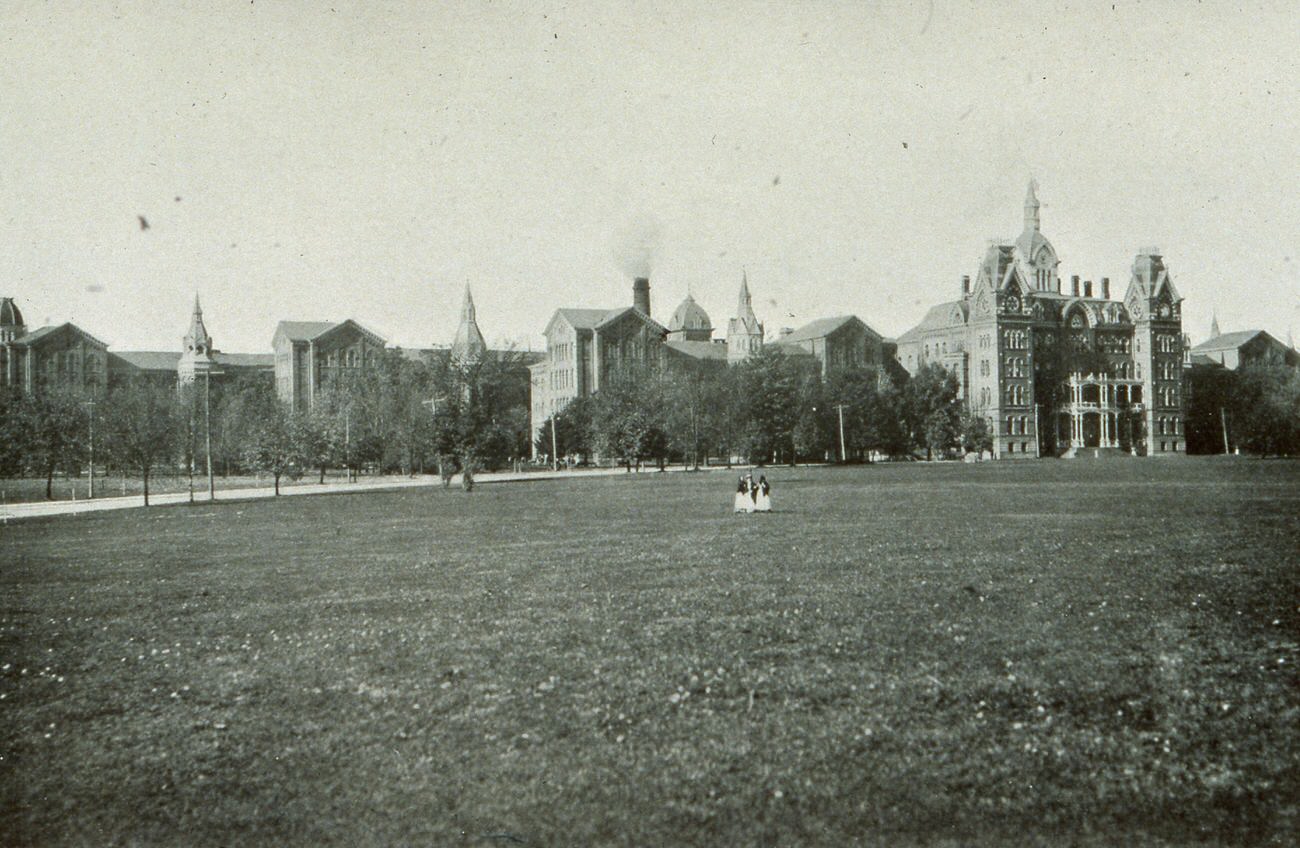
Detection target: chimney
<box><xmin>633</xmin><ymin>277</ymin><xmax>650</xmax><ymax>317</ymax></box>
<box><xmin>1101</xmin><ymin>277</ymin><xmax>1110</xmax><ymax>299</ymax></box>
<box><xmin>1071</xmin><ymin>275</ymin><xmax>1080</xmax><ymax>297</ymax></box>
<box><xmin>961</xmin><ymin>275</ymin><xmax>970</xmax><ymax>295</ymax></box>
<box><xmin>779</xmin><ymin>327</ymin><xmax>794</xmax><ymax>339</ymax></box>
<box><xmin>1084</xmin><ymin>280</ymin><xmax>1093</xmax><ymax>298</ymax></box>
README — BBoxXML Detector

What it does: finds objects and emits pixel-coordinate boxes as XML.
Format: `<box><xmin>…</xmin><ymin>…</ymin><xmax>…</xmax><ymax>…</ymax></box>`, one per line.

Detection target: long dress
<box><xmin>756</xmin><ymin>478</ymin><xmax>771</xmax><ymax>512</ymax></box>
<box><xmin>734</xmin><ymin>477</ymin><xmax>751</xmax><ymax>513</ymax></box>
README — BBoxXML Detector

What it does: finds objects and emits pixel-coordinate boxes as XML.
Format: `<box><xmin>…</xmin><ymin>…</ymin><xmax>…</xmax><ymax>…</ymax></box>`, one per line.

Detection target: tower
<box><xmin>666</xmin><ymin>293</ymin><xmax>713</xmax><ymax>342</ymax></box>
<box><xmin>177</xmin><ymin>295</ymin><xmax>217</xmax><ymax>383</ymax></box>
<box><xmin>451</xmin><ymin>284</ymin><xmax>487</xmax><ymax>365</ymax></box>
<box><xmin>726</xmin><ymin>271</ymin><xmax>764</xmax><ymax>364</ymax></box>
<box><xmin>1124</xmin><ymin>249</ymin><xmax>1184</xmax><ymax>454</ymax></box>
<box><xmin>1209</xmin><ymin>312</ymin><xmax>1221</xmax><ymax>339</ymax></box>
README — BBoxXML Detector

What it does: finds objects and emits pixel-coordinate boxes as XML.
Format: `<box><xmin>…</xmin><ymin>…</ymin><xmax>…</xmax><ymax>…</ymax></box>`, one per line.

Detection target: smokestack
<box><xmin>1071</xmin><ymin>275</ymin><xmax>1080</xmax><ymax>297</ymax></box>
<box><xmin>961</xmin><ymin>275</ymin><xmax>970</xmax><ymax>295</ymax></box>
<box><xmin>1084</xmin><ymin>280</ymin><xmax>1093</xmax><ymax>298</ymax></box>
<box><xmin>1101</xmin><ymin>277</ymin><xmax>1110</xmax><ymax>299</ymax></box>
<box><xmin>633</xmin><ymin>277</ymin><xmax>650</xmax><ymax>316</ymax></box>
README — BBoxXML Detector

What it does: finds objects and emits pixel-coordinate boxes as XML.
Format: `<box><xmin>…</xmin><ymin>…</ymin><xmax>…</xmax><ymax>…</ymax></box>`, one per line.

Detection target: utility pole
<box><xmin>1033</xmin><ymin>404</ymin><xmax>1042</xmax><ymax>458</ymax></box>
<box><xmin>834</xmin><ymin>403</ymin><xmax>847</xmax><ymax>462</ymax></box>
<box><xmin>344</xmin><ymin>408</ymin><xmax>352</xmax><ymax>483</ymax></box>
<box><xmin>550</xmin><ymin>415</ymin><xmax>559</xmax><ymax>471</ymax></box>
<box><xmin>83</xmin><ymin>398</ymin><xmax>96</xmax><ymax>499</ymax></box>
<box><xmin>422</xmin><ymin>394</ymin><xmax>448</xmax><ymax>478</ymax></box>
<box><xmin>1219</xmin><ymin>406</ymin><xmax>1230</xmax><ymax>455</ymax></box>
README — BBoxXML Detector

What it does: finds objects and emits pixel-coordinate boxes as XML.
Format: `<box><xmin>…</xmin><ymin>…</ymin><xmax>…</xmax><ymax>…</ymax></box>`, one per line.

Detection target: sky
<box><xmin>3</xmin><ymin>0</ymin><xmax>1298</xmax><ymax>354</ymax></box>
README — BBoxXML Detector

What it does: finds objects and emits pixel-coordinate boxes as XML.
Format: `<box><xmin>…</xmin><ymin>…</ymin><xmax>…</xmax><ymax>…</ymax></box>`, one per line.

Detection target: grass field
<box><xmin>1</xmin><ymin>459</ymin><xmax>1297</xmax><ymax>846</ymax></box>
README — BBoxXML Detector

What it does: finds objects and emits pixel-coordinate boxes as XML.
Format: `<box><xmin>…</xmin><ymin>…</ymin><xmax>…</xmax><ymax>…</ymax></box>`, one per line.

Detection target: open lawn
<box><xmin>1</xmin><ymin>459</ymin><xmax>1297</xmax><ymax>846</ymax></box>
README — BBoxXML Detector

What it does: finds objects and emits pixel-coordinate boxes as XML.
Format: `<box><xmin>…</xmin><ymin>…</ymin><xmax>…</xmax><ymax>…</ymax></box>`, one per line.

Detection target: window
<box><xmin>1022</xmin><ymin>442</ymin><xmax>1030</xmax><ymax>454</ymax></box>
<box><xmin>1007</xmin><ymin>442</ymin><xmax>1014</xmax><ymax>454</ymax></box>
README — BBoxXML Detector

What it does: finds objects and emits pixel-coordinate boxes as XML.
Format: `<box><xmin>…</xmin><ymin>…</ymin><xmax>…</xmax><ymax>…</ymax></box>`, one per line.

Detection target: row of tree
<box><xmin>536</xmin><ymin>350</ymin><xmax>979</xmax><ymax>469</ymax></box>
<box><xmin>1184</xmin><ymin>360</ymin><xmax>1300</xmax><ymax>456</ymax></box>
<box><xmin>0</xmin><ymin>347</ymin><xmax>534</xmax><ymax>502</ymax></box>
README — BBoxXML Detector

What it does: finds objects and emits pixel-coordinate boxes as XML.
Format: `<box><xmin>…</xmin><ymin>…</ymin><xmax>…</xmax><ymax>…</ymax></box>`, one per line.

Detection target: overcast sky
<box><xmin>3</xmin><ymin>1</ymin><xmax>1298</xmax><ymax>353</ymax></box>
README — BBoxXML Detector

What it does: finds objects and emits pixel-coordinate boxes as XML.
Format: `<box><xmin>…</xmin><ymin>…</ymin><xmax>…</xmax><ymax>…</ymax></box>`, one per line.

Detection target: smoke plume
<box><xmin>610</xmin><ymin>212</ymin><xmax>663</xmax><ymax>279</ymax></box>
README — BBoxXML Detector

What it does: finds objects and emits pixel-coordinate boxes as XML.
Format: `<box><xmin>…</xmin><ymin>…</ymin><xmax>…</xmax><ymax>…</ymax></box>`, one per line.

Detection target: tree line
<box><xmin>0</xmin><ymin>348</ymin><xmax>533</xmax><ymax>502</ymax></box>
<box><xmin>4</xmin><ymin>344</ymin><xmax>1295</xmax><ymax>502</ymax></box>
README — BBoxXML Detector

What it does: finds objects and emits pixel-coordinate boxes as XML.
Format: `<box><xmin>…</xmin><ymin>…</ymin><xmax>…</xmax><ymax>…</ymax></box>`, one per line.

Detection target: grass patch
<box><xmin>1</xmin><ymin>458</ymin><xmax>1297</xmax><ymax>845</ymax></box>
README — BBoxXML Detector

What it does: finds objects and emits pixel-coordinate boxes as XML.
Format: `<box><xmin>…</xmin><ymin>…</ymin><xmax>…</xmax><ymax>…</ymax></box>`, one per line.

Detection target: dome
<box><xmin>0</xmin><ymin>297</ymin><xmax>23</xmax><ymax>328</ymax></box>
<box><xmin>667</xmin><ymin>294</ymin><xmax>711</xmax><ymax>332</ymax></box>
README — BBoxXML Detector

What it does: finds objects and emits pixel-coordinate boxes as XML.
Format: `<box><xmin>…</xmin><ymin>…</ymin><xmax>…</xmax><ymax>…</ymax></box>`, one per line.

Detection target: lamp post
<box><xmin>82</xmin><ymin>398</ymin><xmax>96</xmax><ymax>499</ymax></box>
<box><xmin>834</xmin><ymin>403</ymin><xmax>847</xmax><ymax>463</ymax></box>
<box><xmin>422</xmin><ymin>394</ymin><xmax>447</xmax><ymax>480</ymax></box>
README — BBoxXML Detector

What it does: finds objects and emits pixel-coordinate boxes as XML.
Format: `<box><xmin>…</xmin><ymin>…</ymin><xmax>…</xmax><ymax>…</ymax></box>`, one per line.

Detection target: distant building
<box><xmin>528</xmin><ymin>271</ymin><xmax>890</xmax><ymax>457</ymax></box>
<box><xmin>1187</xmin><ymin>323</ymin><xmax>1299</xmax><ymax>370</ymax></box>
<box><xmin>770</xmin><ymin>315</ymin><xmax>886</xmax><ymax>377</ymax></box>
<box><xmin>896</xmin><ymin>181</ymin><xmax>1187</xmax><ymax>457</ymax></box>
<box><xmin>272</xmin><ymin>319</ymin><xmax>387</xmax><ymax>411</ymax></box>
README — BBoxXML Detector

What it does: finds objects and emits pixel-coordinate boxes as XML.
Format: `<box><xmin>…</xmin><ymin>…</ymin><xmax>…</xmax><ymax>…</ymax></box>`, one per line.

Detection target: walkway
<box><xmin>0</xmin><ymin>466</ymin><xmax>682</xmax><ymax>523</ymax></box>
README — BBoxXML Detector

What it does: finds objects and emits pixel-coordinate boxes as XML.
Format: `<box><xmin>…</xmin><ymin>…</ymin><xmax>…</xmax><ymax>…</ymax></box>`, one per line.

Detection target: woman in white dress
<box><xmin>734</xmin><ymin>474</ymin><xmax>751</xmax><ymax>513</ymax></box>
<box><xmin>756</xmin><ymin>475</ymin><xmax>771</xmax><ymax>512</ymax></box>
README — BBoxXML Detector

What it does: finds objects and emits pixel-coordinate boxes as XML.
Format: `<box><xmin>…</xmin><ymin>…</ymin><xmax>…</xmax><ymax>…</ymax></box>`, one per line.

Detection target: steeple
<box><xmin>1024</xmin><ymin>178</ymin><xmax>1040</xmax><ymax>233</ymax></box>
<box><xmin>451</xmin><ymin>284</ymin><xmax>487</xmax><ymax>364</ymax></box>
<box><xmin>177</xmin><ymin>294</ymin><xmax>217</xmax><ymax>383</ymax></box>
<box><xmin>726</xmin><ymin>270</ymin><xmax>764</xmax><ymax>365</ymax></box>
<box><xmin>1209</xmin><ymin>312</ymin><xmax>1221</xmax><ymax>339</ymax></box>
<box><xmin>184</xmin><ymin>294</ymin><xmax>212</xmax><ymax>355</ymax></box>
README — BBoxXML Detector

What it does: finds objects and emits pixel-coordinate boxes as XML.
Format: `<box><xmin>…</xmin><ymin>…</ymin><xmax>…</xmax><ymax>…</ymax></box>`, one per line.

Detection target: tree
<box><xmin>1183</xmin><ymin>364</ymin><xmax>1236</xmax><ymax>454</ymax></box>
<box><xmin>10</xmin><ymin>388</ymin><xmax>88</xmax><ymax>499</ymax></box>
<box><xmin>103</xmin><ymin>379</ymin><xmax>177</xmax><ymax>506</ymax></box>
<box><xmin>904</xmin><ymin>363</ymin><xmax>961</xmax><ymax>459</ymax></box>
<box><xmin>243</xmin><ymin>400</ymin><xmax>308</xmax><ymax>495</ymax></box>
<box><xmin>960</xmin><ymin>411</ymin><xmax>994</xmax><ymax>457</ymax></box>
<box><xmin>1232</xmin><ymin>361</ymin><xmax>1300</xmax><ymax>457</ymax></box>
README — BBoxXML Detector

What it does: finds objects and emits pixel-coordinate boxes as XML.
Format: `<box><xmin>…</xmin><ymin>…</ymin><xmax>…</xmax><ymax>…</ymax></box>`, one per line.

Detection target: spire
<box><xmin>184</xmin><ymin>293</ymin><xmax>212</xmax><ymax>355</ymax></box>
<box><xmin>451</xmin><ymin>284</ymin><xmax>487</xmax><ymax>363</ymax></box>
<box><xmin>738</xmin><ymin>269</ymin><xmax>753</xmax><ymax>312</ymax></box>
<box><xmin>1024</xmin><ymin>178</ymin><xmax>1040</xmax><ymax>233</ymax></box>
<box><xmin>1209</xmin><ymin>312</ymin><xmax>1220</xmax><ymax>339</ymax></box>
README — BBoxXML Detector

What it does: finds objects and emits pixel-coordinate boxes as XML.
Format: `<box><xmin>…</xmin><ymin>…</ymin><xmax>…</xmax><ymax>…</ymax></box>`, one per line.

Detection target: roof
<box><xmin>213</xmin><ymin>352</ymin><xmax>274</xmax><ymax>369</ymax></box>
<box><xmin>0</xmin><ymin>297</ymin><xmax>23</xmax><ymax>327</ymax></box>
<box><xmin>275</xmin><ymin>321</ymin><xmax>337</xmax><ymax>342</ymax></box>
<box><xmin>554</xmin><ymin>308</ymin><xmax>616</xmax><ymax>330</ymax></box>
<box><xmin>594</xmin><ymin>306</ymin><xmax>667</xmax><ymax>333</ymax></box>
<box><xmin>15</xmin><ymin>322</ymin><xmax>109</xmax><ymax>349</ymax></box>
<box><xmin>667</xmin><ymin>295</ymin><xmax>712</xmax><ymax>332</ymax></box>
<box><xmin>772</xmin><ymin>315</ymin><xmax>870</xmax><ymax>346</ymax></box>
<box><xmin>1187</xmin><ymin>353</ymin><xmax>1222</xmax><ymax>368</ymax></box>
<box><xmin>1190</xmin><ymin>330</ymin><xmax>1266</xmax><ymax>353</ymax></box>
<box><xmin>109</xmin><ymin>351</ymin><xmax>180</xmax><ymax>371</ymax></box>
<box><xmin>895</xmin><ymin>301</ymin><xmax>968</xmax><ymax>344</ymax></box>
<box><xmin>665</xmin><ymin>340</ymin><xmax>728</xmax><ymax>361</ymax></box>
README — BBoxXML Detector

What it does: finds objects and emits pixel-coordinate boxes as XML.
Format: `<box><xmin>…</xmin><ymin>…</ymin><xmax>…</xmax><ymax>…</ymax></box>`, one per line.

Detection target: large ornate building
<box><xmin>896</xmin><ymin>182</ymin><xmax>1186</xmax><ymax>457</ymax></box>
<box><xmin>528</xmin><ymin>273</ymin><xmax>889</xmax><ymax>457</ymax></box>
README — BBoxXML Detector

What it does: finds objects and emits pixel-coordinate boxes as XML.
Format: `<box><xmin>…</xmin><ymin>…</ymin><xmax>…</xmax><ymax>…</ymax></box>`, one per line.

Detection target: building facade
<box><xmin>896</xmin><ymin>182</ymin><xmax>1186</xmax><ymax>457</ymax></box>
<box><xmin>272</xmin><ymin>319</ymin><xmax>387</xmax><ymax>411</ymax></box>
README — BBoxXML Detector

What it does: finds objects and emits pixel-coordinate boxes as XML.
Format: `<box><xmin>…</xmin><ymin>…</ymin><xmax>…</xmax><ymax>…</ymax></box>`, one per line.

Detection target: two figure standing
<box><xmin>733</xmin><ymin>472</ymin><xmax>771</xmax><ymax>514</ymax></box>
